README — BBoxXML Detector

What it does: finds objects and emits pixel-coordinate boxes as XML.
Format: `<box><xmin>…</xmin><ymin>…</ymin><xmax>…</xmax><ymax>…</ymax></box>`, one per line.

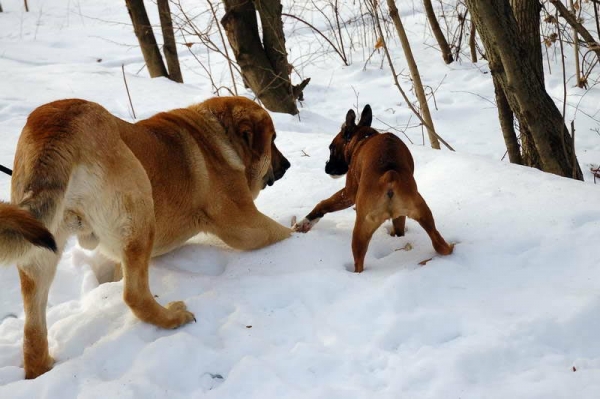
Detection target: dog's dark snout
<box><xmin>274</xmin><ymin>155</ymin><xmax>290</xmax><ymax>180</ymax></box>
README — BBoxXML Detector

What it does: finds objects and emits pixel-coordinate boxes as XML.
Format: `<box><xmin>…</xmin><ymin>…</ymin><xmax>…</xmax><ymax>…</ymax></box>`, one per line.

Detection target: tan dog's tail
<box><xmin>0</xmin><ymin>202</ymin><xmax>57</xmax><ymax>264</ymax></box>
<box><xmin>0</xmin><ymin>100</ymin><xmax>86</xmax><ymax>264</ymax></box>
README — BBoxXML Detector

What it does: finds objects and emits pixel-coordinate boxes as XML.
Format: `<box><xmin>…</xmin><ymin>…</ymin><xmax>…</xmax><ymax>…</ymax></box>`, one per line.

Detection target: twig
<box><xmin>207</xmin><ymin>0</ymin><xmax>238</xmax><ymax>95</ymax></box>
<box><xmin>571</xmin><ymin>120</ymin><xmax>576</xmax><ymax>179</ymax></box>
<box><xmin>122</xmin><ymin>64</ymin><xmax>136</xmax><ymax>120</ymax></box>
<box><xmin>548</xmin><ymin>0</ymin><xmax>600</xmax><ymax>62</ymax></box>
<box><xmin>282</xmin><ymin>11</ymin><xmax>349</xmax><ymax>65</ymax></box>
<box><xmin>555</xmin><ymin>10</ymin><xmax>575</xmax><ymax>177</ymax></box>
<box><xmin>351</xmin><ymin>86</ymin><xmax>360</xmax><ymax>115</ymax></box>
<box><xmin>367</xmin><ymin>0</ymin><xmax>455</xmax><ymax>152</ymax></box>
<box><xmin>591</xmin><ymin>165</ymin><xmax>600</xmax><ymax>183</ymax></box>
<box><xmin>375</xmin><ymin>117</ymin><xmax>415</xmax><ymax>144</ymax></box>
<box><xmin>301</xmin><ymin>150</ymin><xmax>310</xmax><ymax>157</ymax></box>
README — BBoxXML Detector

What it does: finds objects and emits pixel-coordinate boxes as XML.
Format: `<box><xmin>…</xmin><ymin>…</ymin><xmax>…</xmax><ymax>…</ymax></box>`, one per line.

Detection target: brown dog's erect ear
<box><xmin>343</xmin><ymin>109</ymin><xmax>357</xmax><ymax>141</ymax></box>
<box><xmin>345</xmin><ymin>109</ymin><xmax>356</xmax><ymax>127</ymax></box>
<box><xmin>358</xmin><ymin>104</ymin><xmax>372</xmax><ymax>127</ymax></box>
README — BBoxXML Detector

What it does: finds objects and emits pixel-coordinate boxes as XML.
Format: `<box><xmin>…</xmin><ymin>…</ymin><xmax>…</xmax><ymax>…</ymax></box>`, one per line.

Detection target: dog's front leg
<box><xmin>293</xmin><ymin>188</ymin><xmax>354</xmax><ymax>233</ymax></box>
<box><xmin>391</xmin><ymin>216</ymin><xmax>406</xmax><ymax>237</ymax></box>
<box><xmin>211</xmin><ymin>199</ymin><xmax>291</xmax><ymax>251</ymax></box>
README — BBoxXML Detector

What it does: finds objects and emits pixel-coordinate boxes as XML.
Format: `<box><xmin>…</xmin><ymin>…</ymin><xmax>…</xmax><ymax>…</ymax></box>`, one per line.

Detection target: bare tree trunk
<box><xmin>469</xmin><ymin>19</ymin><xmax>477</xmax><ymax>62</ymax></box>
<box><xmin>423</xmin><ymin>0</ymin><xmax>453</xmax><ymax>64</ymax></box>
<box><xmin>157</xmin><ymin>0</ymin><xmax>183</xmax><ymax>83</ymax></box>
<box><xmin>24</xmin><ymin>0</ymin><xmax>28</xmax><ymax>12</ymax></box>
<box><xmin>221</xmin><ymin>0</ymin><xmax>309</xmax><ymax>115</ymax></box>
<box><xmin>253</xmin><ymin>1</ymin><xmax>289</xmax><ymax>87</ymax></box>
<box><xmin>568</xmin><ymin>0</ymin><xmax>583</xmax><ymax>87</ymax></box>
<box><xmin>510</xmin><ymin>0</ymin><xmax>543</xmax><ymax>169</ymax></box>
<box><xmin>595</xmin><ymin>1</ymin><xmax>600</xmax><ymax>42</ymax></box>
<box><xmin>126</xmin><ymin>0</ymin><xmax>168</xmax><ymax>78</ymax></box>
<box><xmin>387</xmin><ymin>0</ymin><xmax>440</xmax><ymax>149</ymax></box>
<box><xmin>492</xmin><ymin>74</ymin><xmax>522</xmax><ymax>164</ymax></box>
<box><xmin>0</xmin><ymin>2</ymin><xmax>4</xmax><ymax>12</ymax></box>
<box><xmin>467</xmin><ymin>0</ymin><xmax>582</xmax><ymax>180</ymax></box>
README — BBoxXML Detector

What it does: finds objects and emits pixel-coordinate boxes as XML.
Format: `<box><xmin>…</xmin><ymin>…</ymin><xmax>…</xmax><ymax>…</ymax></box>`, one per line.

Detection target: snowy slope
<box><xmin>1</xmin><ymin>0</ymin><xmax>600</xmax><ymax>398</ymax></box>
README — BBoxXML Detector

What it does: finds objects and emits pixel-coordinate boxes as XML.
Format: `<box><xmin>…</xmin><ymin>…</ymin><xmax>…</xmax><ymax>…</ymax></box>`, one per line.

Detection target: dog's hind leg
<box><xmin>390</xmin><ymin>216</ymin><xmax>406</xmax><ymax>237</ymax></box>
<box><xmin>412</xmin><ymin>195</ymin><xmax>453</xmax><ymax>256</ymax></box>
<box><xmin>18</xmin><ymin>231</ymin><xmax>67</xmax><ymax>379</ymax></box>
<box><xmin>351</xmin><ymin>212</ymin><xmax>381</xmax><ymax>273</ymax></box>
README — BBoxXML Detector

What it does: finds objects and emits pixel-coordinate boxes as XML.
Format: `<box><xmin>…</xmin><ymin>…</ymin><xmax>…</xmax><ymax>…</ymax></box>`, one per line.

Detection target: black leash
<box><xmin>0</xmin><ymin>164</ymin><xmax>12</xmax><ymax>176</ymax></box>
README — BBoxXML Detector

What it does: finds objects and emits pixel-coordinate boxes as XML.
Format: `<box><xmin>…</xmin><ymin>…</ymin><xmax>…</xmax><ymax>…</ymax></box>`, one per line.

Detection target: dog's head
<box><xmin>206</xmin><ymin>97</ymin><xmax>290</xmax><ymax>197</ymax></box>
<box><xmin>325</xmin><ymin>104</ymin><xmax>373</xmax><ymax>177</ymax></box>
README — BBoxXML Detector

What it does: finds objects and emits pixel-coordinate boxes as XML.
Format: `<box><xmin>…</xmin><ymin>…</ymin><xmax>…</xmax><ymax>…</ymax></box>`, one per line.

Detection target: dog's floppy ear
<box><xmin>343</xmin><ymin>109</ymin><xmax>357</xmax><ymax>141</ymax></box>
<box><xmin>238</xmin><ymin>121</ymin><xmax>253</xmax><ymax>147</ymax></box>
<box><xmin>358</xmin><ymin>105</ymin><xmax>372</xmax><ymax>127</ymax></box>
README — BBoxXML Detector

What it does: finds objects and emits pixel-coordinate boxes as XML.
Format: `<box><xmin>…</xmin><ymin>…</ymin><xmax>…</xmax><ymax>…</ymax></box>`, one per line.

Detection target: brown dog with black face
<box><xmin>0</xmin><ymin>96</ymin><xmax>291</xmax><ymax>379</ymax></box>
<box><xmin>293</xmin><ymin>105</ymin><xmax>453</xmax><ymax>273</ymax></box>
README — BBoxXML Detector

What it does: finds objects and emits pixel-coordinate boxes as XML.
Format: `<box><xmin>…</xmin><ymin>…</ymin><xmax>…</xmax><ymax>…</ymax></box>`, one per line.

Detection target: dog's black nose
<box><xmin>274</xmin><ymin>156</ymin><xmax>290</xmax><ymax>180</ymax></box>
<box><xmin>279</xmin><ymin>156</ymin><xmax>290</xmax><ymax>175</ymax></box>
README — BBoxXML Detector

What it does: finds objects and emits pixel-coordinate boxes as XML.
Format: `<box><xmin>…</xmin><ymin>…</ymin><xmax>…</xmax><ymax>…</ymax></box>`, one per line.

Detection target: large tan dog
<box><xmin>0</xmin><ymin>96</ymin><xmax>291</xmax><ymax>379</ymax></box>
<box><xmin>293</xmin><ymin>105</ymin><xmax>453</xmax><ymax>272</ymax></box>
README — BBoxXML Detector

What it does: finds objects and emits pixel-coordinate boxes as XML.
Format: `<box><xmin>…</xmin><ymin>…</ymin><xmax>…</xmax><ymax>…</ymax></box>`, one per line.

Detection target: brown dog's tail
<box><xmin>380</xmin><ymin>169</ymin><xmax>401</xmax><ymax>199</ymax></box>
<box><xmin>0</xmin><ymin>202</ymin><xmax>57</xmax><ymax>264</ymax></box>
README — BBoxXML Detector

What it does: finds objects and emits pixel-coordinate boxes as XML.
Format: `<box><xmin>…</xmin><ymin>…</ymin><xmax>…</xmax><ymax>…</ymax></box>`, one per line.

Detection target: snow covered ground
<box><xmin>1</xmin><ymin>0</ymin><xmax>600</xmax><ymax>397</ymax></box>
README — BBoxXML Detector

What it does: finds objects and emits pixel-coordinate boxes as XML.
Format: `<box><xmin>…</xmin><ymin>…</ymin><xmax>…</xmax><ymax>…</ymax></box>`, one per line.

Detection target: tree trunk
<box><xmin>510</xmin><ymin>0</ymin><xmax>543</xmax><ymax>169</ymax></box>
<box><xmin>387</xmin><ymin>0</ymin><xmax>440</xmax><ymax>149</ymax></box>
<box><xmin>24</xmin><ymin>0</ymin><xmax>28</xmax><ymax>12</ymax></box>
<box><xmin>423</xmin><ymin>0</ymin><xmax>453</xmax><ymax>64</ymax></box>
<box><xmin>126</xmin><ymin>0</ymin><xmax>168</xmax><ymax>79</ymax></box>
<box><xmin>253</xmin><ymin>1</ymin><xmax>290</xmax><ymax>88</ymax></box>
<box><xmin>221</xmin><ymin>0</ymin><xmax>306</xmax><ymax>115</ymax></box>
<box><xmin>469</xmin><ymin>19</ymin><xmax>477</xmax><ymax>62</ymax></box>
<box><xmin>492</xmin><ymin>74</ymin><xmax>522</xmax><ymax>164</ymax></box>
<box><xmin>157</xmin><ymin>0</ymin><xmax>183</xmax><ymax>83</ymax></box>
<box><xmin>466</xmin><ymin>0</ymin><xmax>582</xmax><ymax>180</ymax></box>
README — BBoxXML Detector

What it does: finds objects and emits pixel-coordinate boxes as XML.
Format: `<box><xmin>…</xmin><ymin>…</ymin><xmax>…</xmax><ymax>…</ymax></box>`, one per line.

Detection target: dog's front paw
<box><xmin>24</xmin><ymin>354</ymin><xmax>54</xmax><ymax>380</ymax></box>
<box><xmin>165</xmin><ymin>301</ymin><xmax>196</xmax><ymax>327</ymax></box>
<box><xmin>292</xmin><ymin>217</ymin><xmax>319</xmax><ymax>233</ymax></box>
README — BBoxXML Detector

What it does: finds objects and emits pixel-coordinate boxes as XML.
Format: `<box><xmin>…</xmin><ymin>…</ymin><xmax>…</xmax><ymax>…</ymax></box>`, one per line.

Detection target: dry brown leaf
<box><xmin>418</xmin><ymin>257</ymin><xmax>433</xmax><ymax>266</ymax></box>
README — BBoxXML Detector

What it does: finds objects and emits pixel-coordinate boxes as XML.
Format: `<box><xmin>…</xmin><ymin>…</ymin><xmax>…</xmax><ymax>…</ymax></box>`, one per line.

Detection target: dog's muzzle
<box><xmin>274</xmin><ymin>156</ymin><xmax>291</xmax><ymax>181</ymax></box>
<box><xmin>325</xmin><ymin>160</ymin><xmax>348</xmax><ymax>176</ymax></box>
